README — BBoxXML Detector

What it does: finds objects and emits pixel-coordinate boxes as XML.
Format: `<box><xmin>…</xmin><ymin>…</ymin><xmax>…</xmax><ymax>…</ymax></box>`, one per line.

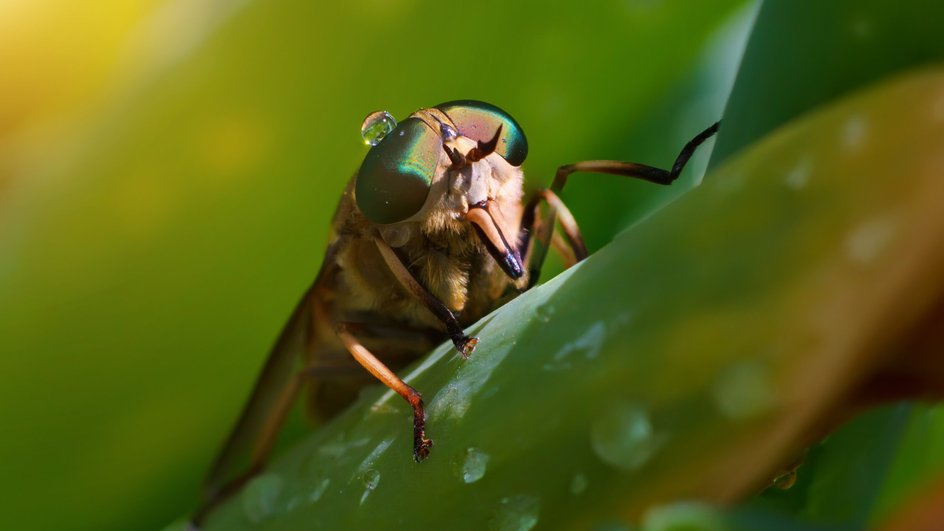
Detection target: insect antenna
<box><xmin>443</xmin><ymin>144</ymin><xmax>467</xmax><ymax>167</ymax></box>
<box><xmin>466</xmin><ymin>125</ymin><xmax>503</xmax><ymax>162</ymax></box>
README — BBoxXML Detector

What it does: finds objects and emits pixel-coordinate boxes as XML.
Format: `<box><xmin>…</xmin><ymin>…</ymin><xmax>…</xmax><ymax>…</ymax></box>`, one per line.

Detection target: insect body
<box><xmin>197</xmin><ymin>100</ymin><xmax>719</xmax><ymax>520</ymax></box>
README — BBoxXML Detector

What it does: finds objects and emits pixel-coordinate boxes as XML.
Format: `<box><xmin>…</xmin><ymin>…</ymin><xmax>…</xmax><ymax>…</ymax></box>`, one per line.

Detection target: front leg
<box><xmin>373</xmin><ymin>234</ymin><xmax>478</xmax><ymax>357</ymax></box>
<box><xmin>520</xmin><ymin>121</ymin><xmax>720</xmax><ymax>286</ymax></box>
<box><xmin>518</xmin><ymin>189</ymin><xmax>588</xmax><ymax>288</ymax></box>
<box><xmin>336</xmin><ymin>322</ymin><xmax>433</xmax><ymax>461</ymax></box>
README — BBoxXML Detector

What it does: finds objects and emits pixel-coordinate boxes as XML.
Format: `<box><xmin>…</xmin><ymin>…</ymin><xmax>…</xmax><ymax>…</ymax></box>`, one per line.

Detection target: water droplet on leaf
<box><xmin>570</xmin><ymin>473</ymin><xmax>589</xmax><ymax>495</ymax></box>
<box><xmin>641</xmin><ymin>501</ymin><xmax>726</xmax><ymax>531</ymax></box>
<box><xmin>544</xmin><ymin>321</ymin><xmax>605</xmax><ymax>371</ymax></box>
<box><xmin>359</xmin><ymin>469</ymin><xmax>381</xmax><ymax>505</ymax></box>
<box><xmin>771</xmin><ymin>469</ymin><xmax>798</xmax><ymax>490</ymax></box>
<box><xmin>241</xmin><ymin>473</ymin><xmax>284</xmax><ymax>524</ymax></box>
<box><xmin>784</xmin><ymin>155</ymin><xmax>813</xmax><ymax>190</ymax></box>
<box><xmin>713</xmin><ymin>361</ymin><xmax>776</xmax><ymax>420</ymax></box>
<box><xmin>361</xmin><ymin>469</ymin><xmax>380</xmax><ymax>490</ymax></box>
<box><xmin>489</xmin><ymin>495</ymin><xmax>540</xmax><ymax>531</ymax></box>
<box><xmin>844</xmin><ymin>216</ymin><xmax>897</xmax><ymax>265</ymax></box>
<box><xmin>361</xmin><ymin>110</ymin><xmax>397</xmax><ymax>146</ymax></box>
<box><xmin>455</xmin><ymin>447</ymin><xmax>490</xmax><ymax>484</ymax></box>
<box><xmin>309</xmin><ymin>478</ymin><xmax>331</xmax><ymax>503</ymax></box>
<box><xmin>591</xmin><ymin>401</ymin><xmax>662</xmax><ymax>471</ymax></box>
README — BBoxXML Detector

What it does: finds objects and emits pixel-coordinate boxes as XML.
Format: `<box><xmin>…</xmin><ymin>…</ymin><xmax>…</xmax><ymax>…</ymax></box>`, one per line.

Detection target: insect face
<box><xmin>355</xmin><ymin>101</ymin><xmax>530</xmax><ymax>279</ymax></box>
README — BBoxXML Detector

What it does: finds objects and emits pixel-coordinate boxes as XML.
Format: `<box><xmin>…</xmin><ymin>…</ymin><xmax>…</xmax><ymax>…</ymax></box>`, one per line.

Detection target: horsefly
<box><xmin>195</xmin><ymin>100</ymin><xmax>719</xmax><ymax>521</ymax></box>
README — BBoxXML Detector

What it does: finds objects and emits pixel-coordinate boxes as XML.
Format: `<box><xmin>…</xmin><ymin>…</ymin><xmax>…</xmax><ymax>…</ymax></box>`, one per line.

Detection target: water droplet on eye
<box><xmin>360</xmin><ymin>110</ymin><xmax>397</xmax><ymax>146</ymax></box>
<box><xmin>641</xmin><ymin>501</ymin><xmax>726</xmax><ymax>531</ymax></box>
<box><xmin>454</xmin><ymin>447</ymin><xmax>490</xmax><ymax>484</ymax></box>
<box><xmin>590</xmin><ymin>401</ymin><xmax>663</xmax><ymax>471</ymax></box>
<box><xmin>241</xmin><ymin>473</ymin><xmax>284</xmax><ymax>524</ymax></box>
<box><xmin>713</xmin><ymin>361</ymin><xmax>776</xmax><ymax>421</ymax></box>
<box><xmin>489</xmin><ymin>495</ymin><xmax>540</xmax><ymax>531</ymax></box>
<box><xmin>570</xmin><ymin>473</ymin><xmax>588</xmax><ymax>495</ymax></box>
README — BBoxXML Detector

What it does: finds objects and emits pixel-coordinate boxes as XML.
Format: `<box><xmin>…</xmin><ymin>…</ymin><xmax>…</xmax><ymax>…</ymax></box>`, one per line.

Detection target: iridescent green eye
<box><xmin>355</xmin><ymin>117</ymin><xmax>440</xmax><ymax>224</ymax></box>
<box><xmin>436</xmin><ymin>100</ymin><xmax>528</xmax><ymax>166</ymax></box>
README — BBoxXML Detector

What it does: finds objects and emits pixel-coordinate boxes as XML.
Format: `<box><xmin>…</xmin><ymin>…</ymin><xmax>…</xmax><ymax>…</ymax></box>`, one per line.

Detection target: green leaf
<box><xmin>711</xmin><ymin>0</ymin><xmax>944</xmax><ymax>167</ymax></box>
<box><xmin>706</xmin><ymin>1</ymin><xmax>944</xmax><ymax>527</ymax></box>
<box><xmin>200</xmin><ymin>67</ymin><xmax>944</xmax><ymax>531</ymax></box>
<box><xmin>0</xmin><ymin>2</ymin><xmax>750</xmax><ymax>530</ymax></box>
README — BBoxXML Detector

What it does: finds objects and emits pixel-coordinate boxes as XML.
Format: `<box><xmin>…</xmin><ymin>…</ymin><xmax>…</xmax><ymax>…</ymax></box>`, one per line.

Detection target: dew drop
<box><xmin>489</xmin><ymin>495</ymin><xmax>540</xmax><ymax>531</ymax></box>
<box><xmin>784</xmin><ymin>155</ymin><xmax>813</xmax><ymax>190</ymax></box>
<box><xmin>641</xmin><ymin>501</ymin><xmax>726</xmax><ymax>531</ymax></box>
<box><xmin>359</xmin><ymin>469</ymin><xmax>381</xmax><ymax>505</ymax></box>
<box><xmin>360</xmin><ymin>110</ymin><xmax>397</xmax><ymax>146</ymax></box>
<box><xmin>283</xmin><ymin>494</ymin><xmax>302</xmax><ymax>512</ymax></box>
<box><xmin>570</xmin><ymin>473</ymin><xmax>589</xmax><ymax>495</ymax></box>
<box><xmin>713</xmin><ymin>361</ymin><xmax>776</xmax><ymax>421</ymax></box>
<box><xmin>241</xmin><ymin>473</ymin><xmax>284</xmax><ymax>524</ymax></box>
<box><xmin>362</xmin><ymin>469</ymin><xmax>381</xmax><ymax>490</ymax></box>
<box><xmin>534</xmin><ymin>303</ymin><xmax>555</xmax><ymax>323</ymax></box>
<box><xmin>318</xmin><ymin>433</ymin><xmax>370</xmax><ymax>459</ymax></box>
<box><xmin>844</xmin><ymin>216</ymin><xmax>897</xmax><ymax>265</ymax></box>
<box><xmin>590</xmin><ymin>401</ymin><xmax>662</xmax><ymax>471</ymax></box>
<box><xmin>309</xmin><ymin>478</ymin><xmax>331</xmax><ymax>503</ymax></box>
<box><xmin>428</xmin><ymin>380</ymin><xmax>471</xmax><ymax>421</ymax></box>
<box><xmin>544</xmin><ymin>322</ymin><xmax>606</xmax><ymax>371</ymax></box>
<box><xmin>455</xmin><ymin>447</ymin><xmax>490</xmax><ymax>484</ymax></box>
<box><xmin>841</xmin><ymin>114</ymin><xmax>868</xmax><ymax>151</ymax></box>
<box><xmin>771</xmin><ymin>469</ymin><xmax>798</xmax><ymax>490</ymax></box>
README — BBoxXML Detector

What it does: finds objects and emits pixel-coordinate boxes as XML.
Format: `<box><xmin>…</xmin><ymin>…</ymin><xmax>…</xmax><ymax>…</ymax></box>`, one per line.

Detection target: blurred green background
<box><xmin>5</xmin><ymin>1</ymin><xmax>944</xmax><ymax>530</ymax></box>
<box><xmin>0</xmin><ymin>1</ymin><xmax>751</xmax><ymax>529</ymax></box>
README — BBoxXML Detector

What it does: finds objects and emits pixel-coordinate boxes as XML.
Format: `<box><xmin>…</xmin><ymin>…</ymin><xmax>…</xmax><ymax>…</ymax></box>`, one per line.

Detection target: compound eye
<box><xmin>436</xmin><ymin>100</ymin><xmax>528</xmax><ymax>166</ymax></box>
<box><xmin>355</xmin><ymin>117</ymin><xmax>439</xmax><ymax>224</ymax></box>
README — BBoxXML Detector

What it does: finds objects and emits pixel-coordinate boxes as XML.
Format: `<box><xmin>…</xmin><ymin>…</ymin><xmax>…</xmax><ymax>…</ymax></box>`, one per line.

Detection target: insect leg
<box><xmin>549</xmin><ymin>230</ymin><xmax>578</xmax><ymax>268</ymax></box>
<box><xmin>373</xmin><ymin>235</ymin><xmax>478</xmax><ymax>357</ymax></box>
<box><xmin>522</xmin><ymin>121</ymin><xmax>720</xmax><ymax>286</ymax></box>
<box><xmin>336</xmin><ymin>322</ymin><xmax>433</xmax><ymax>461</ymax></box>
<box><xmin>518</xmin><ymin>189</ymin><xmax>588</xmax><ymax>285</ymax></box>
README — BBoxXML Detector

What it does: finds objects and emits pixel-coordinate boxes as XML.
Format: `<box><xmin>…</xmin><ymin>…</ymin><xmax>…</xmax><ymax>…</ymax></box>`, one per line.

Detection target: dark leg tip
<box><xmin>414</xmin><ymin>436</ymin><xmax>433</xmax><ymax>462</ymax></box>
<box><xmin>457</xmin><ymin>336</ymin><xmax>479</xmax><ymax>358</ymax></box>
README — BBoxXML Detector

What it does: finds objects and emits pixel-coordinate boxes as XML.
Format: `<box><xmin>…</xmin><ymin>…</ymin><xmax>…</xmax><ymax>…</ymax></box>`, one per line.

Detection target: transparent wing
<box><xmin>199</xmin><ymin>247</ymin><xmax>338</xmax><ymax>513</ymax></box>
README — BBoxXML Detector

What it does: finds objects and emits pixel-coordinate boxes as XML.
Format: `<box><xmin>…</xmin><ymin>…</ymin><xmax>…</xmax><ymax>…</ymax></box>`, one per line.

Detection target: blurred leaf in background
<box><xmin>719</xmin><ymin>1</ymin><xmax>944</xmax><ymax>529</ymax></box>
<box><xmin>0</xmin><ymin>1</ymin><xmax>751</xmax><ymax>529</ymax></box>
